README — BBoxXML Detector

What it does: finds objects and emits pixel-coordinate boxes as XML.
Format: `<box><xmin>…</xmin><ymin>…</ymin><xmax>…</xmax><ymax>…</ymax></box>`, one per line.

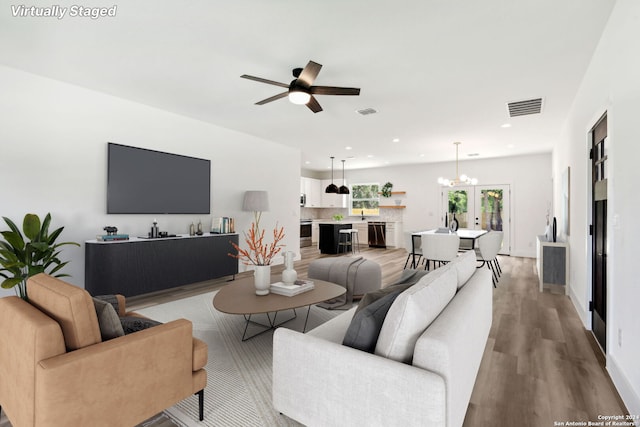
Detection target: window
<box><xmin>350</xmin><ymin>183</ymin><xmax>380</xmax><ymax>216</ymax></box>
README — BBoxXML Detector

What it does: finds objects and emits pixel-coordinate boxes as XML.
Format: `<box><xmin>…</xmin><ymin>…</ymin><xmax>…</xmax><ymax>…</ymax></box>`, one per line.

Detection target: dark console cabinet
<box><xmin>85</xmin><ymin>234</ymin><xmax>239</xmax><ymax>297</ymax></box>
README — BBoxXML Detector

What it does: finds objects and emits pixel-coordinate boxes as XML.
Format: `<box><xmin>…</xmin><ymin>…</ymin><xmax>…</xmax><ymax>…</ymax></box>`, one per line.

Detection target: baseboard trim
<box><xmin>607</xmin><ymin>354</ymin><xmax>640</xmax><ymax>416</ymax></box>
<box><xmin>568</xmin><ymin>285</ymin><xmax>590</xmax><ymax>329</ymax></box>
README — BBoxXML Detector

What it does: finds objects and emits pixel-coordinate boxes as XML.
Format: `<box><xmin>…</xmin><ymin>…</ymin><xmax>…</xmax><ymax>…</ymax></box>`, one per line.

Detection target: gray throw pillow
<box><xmin>92</xmin><ymin>297</ymin><xmax>125</xmax><ymax>340</ymax></box>
<box><xmin>343</xmin><ymin>289</ymin><xmax>404</xmax><ymax>353</ymax></box>
<box><xmin>120</xmin><ymin>316</ymin><xmax>162</xmax><ymax>335</ymax></box>
<box><xmin>94</xmin><ymin>294</ymin><xmax>120</xmax><ymax>315</ymax></box>
<box><xmin>355</xmin><ymin>282</ymin><xmax>413</xmax><ymax>317</ymax></box>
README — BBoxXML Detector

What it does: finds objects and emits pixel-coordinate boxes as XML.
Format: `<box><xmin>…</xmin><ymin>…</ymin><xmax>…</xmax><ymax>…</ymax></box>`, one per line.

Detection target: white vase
<box><xmin>253</xmin><ymin>265</ymin><xmax>271</xmax><ymax>295</ymax></box>
<box><xmin>281</xmin><ymin>251</ymin><xmax>297</xmax><ymax>285</ymax></box>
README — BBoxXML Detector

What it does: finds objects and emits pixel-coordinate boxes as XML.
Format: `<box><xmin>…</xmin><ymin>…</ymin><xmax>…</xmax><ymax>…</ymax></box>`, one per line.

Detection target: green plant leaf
<box><xmin>2</xmin><ymin>217</ymin><xmax>21</xmax><ymax>235</ymax></box>
<box><xmin>23</xmin><ymin>214</ymin><xmax>41</xmax><ymax>241</ymax></box>
<box><xmin>46</xmin><ymin>227</ymin><xmax>64</xmax><ymax>245</ymax></box>
<box><xmin>1</xmin><ymin>231</ymin><xmax>25</xmax><ymax>253</ymax></box>
<box><xmin>1</xmin><ymin>277</ymin><xmax>24</xmax><ymax>289</ymax></box>
<box><xmin>40</xmin><ymin>213</ymin><xmax>52</xmax><ymax>239</ymax></box>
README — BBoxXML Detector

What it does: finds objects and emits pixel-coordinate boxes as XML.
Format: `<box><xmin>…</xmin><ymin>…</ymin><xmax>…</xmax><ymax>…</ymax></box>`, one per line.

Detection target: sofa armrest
<box><xmin>273</xmin><ymin>328</ymin><xmax>446</xmax><ymax>427</ymax></box>
<box><xmin>35</xmin><ymin>319</ymin><xmax>197</xmax><ymax>427</ymax></box>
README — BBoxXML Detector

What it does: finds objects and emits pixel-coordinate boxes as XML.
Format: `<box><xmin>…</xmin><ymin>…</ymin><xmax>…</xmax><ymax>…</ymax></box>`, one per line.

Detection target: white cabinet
<box><xmin>385</xmin><ymin>222</ymin><xmax>403</xmax><ymax>248</ymax></box>
<box><xmin>301</xmin><ymin>177</ymin><xmax>322</xmax><ymax>207</ymax></box>
<box><xmin>320</xmin><ymin>179</ymin><xmax>348</xmax><ymax>208</ymax></box>
<box><xmin>353</xmin><ymin>222</ymin><xmax>368</xmax><ymax>249</ymax></box>
<box><xmin>311</xmin><ymin>221</ymin><xmax>320</xmax><ymax>244</ymax></box>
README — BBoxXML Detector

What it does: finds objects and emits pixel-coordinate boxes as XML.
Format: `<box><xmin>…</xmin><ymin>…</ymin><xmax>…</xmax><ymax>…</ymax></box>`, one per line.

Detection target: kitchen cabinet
<box><xmin>320</xmin><ymin>179</ymin><xmax>348</xmax><ymax>208</ymax></box>
<box><xmin>353</xmin><ymin>222</ymin><xmax>368</xmax><ymax>250</ymax></box>
<box><xmin>301</xmin><ymin>177</ymin><xmax>322</xmax><ymax>207</ymax></box>
<box><xmin>385</xmin><ymin>222</ymin><xmax>403</xmax><ymax>248</ymax></box>
<box><xmin>311</xmin><ymin>221</ymin><xmax>320</xmax><ymax>244</ymax></box>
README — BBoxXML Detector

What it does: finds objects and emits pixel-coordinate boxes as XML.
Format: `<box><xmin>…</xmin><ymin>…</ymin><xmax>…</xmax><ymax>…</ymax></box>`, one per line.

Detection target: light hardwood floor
<box><xmin>128</xmin><ymin>245</ymin><xmax>628</xmax><ymax>426</ymax></box>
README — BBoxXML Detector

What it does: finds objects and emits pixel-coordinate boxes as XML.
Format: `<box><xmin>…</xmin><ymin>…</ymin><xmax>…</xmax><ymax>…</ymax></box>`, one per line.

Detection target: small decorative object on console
<box><xmin>103</xmin><ymin>226</ymin><xmax>118</xmax><ymax>235</ymax></box>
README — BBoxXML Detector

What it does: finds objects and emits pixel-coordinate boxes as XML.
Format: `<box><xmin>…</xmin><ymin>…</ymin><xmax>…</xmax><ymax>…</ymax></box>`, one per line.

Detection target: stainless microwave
<box><xmin>300</xmin><ymin>193</ymin><xmax>306</xmax><ymax>207</ymax></box>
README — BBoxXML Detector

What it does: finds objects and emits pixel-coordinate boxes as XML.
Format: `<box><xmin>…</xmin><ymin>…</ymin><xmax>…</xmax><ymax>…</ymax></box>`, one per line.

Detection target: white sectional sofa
<box><xmin>272</xmin><ymin>250</ymin><xmax>493</xmax><ymax>427</ymax></box>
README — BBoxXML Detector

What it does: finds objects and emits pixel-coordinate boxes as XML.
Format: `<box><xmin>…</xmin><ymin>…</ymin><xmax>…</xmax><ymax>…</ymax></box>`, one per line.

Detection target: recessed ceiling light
<box><xmin>501</xmin><ymin>123</ymin><xmax>512</xmax><ymax>128</ymax></box>
<box><xmin>419</xmin><ymin>154</ymin><xmax>425</xmax><ymax>157</ymax></box>
<box><xmin>392</xmin><ymin>138</ymin><xmax>400</xmax><ymax>143</ymax></box>
<box><xmin>367</xmin><ymin>154</ymin><xmax>374</xmax><ymax>158</ymax></box>
<box><xmin>345</xmin><ymin>146</ymin><xmax>352</xmax><ymax>150</ymax></box>
<box><xmin>468</xmin><ymin>153</ymin><xmax>480</xmax><ymax>157</ymax></box>
<box><xmin>305</xmin><ymin>161</ymin><xmax>311</xmax><ymax>164</ymax></box>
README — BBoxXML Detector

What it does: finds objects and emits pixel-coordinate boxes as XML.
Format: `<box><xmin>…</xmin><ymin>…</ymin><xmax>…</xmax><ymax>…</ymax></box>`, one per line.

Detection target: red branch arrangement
<box><xmin>229</xmin><ymin>222</ymin><xmax>285</xmax><ymax>266</ymax></box>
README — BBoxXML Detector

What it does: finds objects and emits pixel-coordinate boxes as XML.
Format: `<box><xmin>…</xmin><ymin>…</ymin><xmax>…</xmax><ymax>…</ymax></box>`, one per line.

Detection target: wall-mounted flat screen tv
<box><xmin>107</xmin><ymin>143</ymin><xmax>211</xmax><ymax>214</ymax></box>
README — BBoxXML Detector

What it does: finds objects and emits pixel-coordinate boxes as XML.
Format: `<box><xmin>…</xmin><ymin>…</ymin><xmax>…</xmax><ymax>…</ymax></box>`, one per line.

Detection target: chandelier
<box><xmin>437</xmin><ymin>142</ymin><xmax>478</xmax><ymax>187</ymax></box>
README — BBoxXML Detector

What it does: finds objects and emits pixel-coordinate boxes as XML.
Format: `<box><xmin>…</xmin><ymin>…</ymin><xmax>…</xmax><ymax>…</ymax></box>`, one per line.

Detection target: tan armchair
<box><xmin>0</xmin><ymin>273</ymin><xmax>207</xmax><ymax>427</ymax></box>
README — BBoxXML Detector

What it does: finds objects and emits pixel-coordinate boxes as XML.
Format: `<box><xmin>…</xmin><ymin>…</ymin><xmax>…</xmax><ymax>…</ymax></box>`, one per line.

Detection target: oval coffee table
<box><xmin>213</xmin><ymin>276</ymin><xmax>345</xmax><ymax>341</ymax></box>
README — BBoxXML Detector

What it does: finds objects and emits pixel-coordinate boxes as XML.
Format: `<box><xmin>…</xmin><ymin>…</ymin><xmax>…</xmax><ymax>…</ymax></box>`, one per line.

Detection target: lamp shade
<box><xmin>242</xmin><ymin>191</ymin><xmax>269</xmax><ymax>212</ymax></box>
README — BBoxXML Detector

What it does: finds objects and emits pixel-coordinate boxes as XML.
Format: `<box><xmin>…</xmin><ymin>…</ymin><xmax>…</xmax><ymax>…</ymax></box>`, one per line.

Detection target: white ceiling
<box><xmin>0</xmin><ymin>0</ymin><xmax>615</xmax><ymax>171</ymax></box>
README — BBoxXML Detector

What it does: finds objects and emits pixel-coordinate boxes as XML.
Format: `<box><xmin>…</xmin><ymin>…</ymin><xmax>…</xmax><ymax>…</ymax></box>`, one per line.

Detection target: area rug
<box><xmin>136</xmin><ymin>290</ymin><xmax>344</xmax><ymax>427</ymax></box>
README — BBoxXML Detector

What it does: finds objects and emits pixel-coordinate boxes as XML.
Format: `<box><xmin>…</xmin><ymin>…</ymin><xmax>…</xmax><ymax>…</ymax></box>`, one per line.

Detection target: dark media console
<box><xmin>85</xmin><ymin>233</ymin><xmax>239</xmax><ymax>297</ymax></box>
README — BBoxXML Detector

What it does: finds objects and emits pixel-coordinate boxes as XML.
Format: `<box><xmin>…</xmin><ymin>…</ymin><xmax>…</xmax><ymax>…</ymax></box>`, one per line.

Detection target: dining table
<box><xmin>409</xmin><ymin>228</ymin><xmax>488</xmax><ymax>269</ymax></box>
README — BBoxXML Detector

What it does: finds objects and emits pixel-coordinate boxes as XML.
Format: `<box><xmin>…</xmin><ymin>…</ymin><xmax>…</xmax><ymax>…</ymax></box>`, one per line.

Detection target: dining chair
<box><xmin>421</xmin><ymin>233</ymin><xmax>460</xmax><ymax>270</ymax></box>
<box><xmin>403</xmin><ymin>232</ymin><xmax>423</xmax><ymax>269</ymax></box>
<box><xmin>476</xmin><ymin>231</ymin><xmax>503</xmax><ymax>287</ymax></box>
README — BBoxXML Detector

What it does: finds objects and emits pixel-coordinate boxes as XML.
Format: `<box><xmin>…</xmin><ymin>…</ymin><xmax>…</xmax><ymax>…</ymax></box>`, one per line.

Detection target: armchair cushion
<box><xmin>92</xmin><ymin>297</ymin><xmax>124</xmax><ymax>340</ymax></box>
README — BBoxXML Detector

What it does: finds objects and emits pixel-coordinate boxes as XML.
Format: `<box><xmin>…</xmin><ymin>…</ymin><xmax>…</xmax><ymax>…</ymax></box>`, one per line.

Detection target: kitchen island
<box><xmin>318</xmin><ymin>222</ymin><xmax>353</xmax><ymax>254</ymax></box>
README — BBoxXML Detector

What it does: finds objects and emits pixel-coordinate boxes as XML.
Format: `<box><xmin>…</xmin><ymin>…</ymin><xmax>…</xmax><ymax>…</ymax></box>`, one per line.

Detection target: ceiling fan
<box><xmin>240</xmin><ymin>60</ymin><xmax>360</xmax><ymax>113</ymax></box>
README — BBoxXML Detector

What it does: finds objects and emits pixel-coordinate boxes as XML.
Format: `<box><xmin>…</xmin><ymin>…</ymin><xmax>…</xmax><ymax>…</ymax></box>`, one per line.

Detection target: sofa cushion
<box><xmin>354</xmin><ymin>282</ymin><xmax>413</xmax><ymax>317</ymax></box>
<box><xmin>27</xmin><ymin>273</ymin><xmax>102</xmax><ymax>351</ymax></box>
<box><xmin>343</xmin><ymin>288</ymin><xmax>404</xmax><ymax>353</ymax></box>
<box><xmin>120</xmin><ymin>316</ymin><xmax>162</xmax><ymax>334</ymax></box>
<box><xmin>451</xmin><ymin>250</ymin><xmax>477</xmax><ymax>289</ymax></box>
<box><xmin>374</xmin><ymin>267</ymin><xmax>457</xmax><ymax>363</ymax></box>
<box><xmin>92</xmin><ymin>297</ymin><xmax>125</xmax><ymax>340</ymax></box>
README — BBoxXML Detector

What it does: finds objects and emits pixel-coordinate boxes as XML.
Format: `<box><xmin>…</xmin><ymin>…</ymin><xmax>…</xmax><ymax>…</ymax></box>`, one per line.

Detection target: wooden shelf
<box><xmin>380</xmin><ymin>205</ymin><xmax>406</xmax><ymax>209</ymax></box>
<box><xmin>378</xmin><ymin>191</ymin><xmax>406</xmax><ymax>195</ymax></box>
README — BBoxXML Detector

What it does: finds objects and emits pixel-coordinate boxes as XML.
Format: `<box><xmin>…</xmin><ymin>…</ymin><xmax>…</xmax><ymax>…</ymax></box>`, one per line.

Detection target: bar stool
<box><xmin>337</xmin><ymin>228</ymin><xmax>360</xmax><ymax>254</ymax></box>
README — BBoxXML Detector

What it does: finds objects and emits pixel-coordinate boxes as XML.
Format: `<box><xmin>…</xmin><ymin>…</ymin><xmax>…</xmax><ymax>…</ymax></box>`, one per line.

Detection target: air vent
<box><xmin>356</xmin><ymin>107</ymin><xmax>378</xmax><ymax>116</ymax></box>
<box><xmin>507</xmin><ymin>98</ymin><xmax>543</xmax><ymax>117</ymax></box>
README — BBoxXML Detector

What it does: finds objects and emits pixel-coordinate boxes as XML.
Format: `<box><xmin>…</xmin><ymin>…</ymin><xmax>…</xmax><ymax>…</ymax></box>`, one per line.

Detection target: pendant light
<box><xmin>325</xmin><ymin>156</ymin><xmax>339</xmax><ymax>193</ymax></box>
<box><xmin>437</xmin><ymin>142</ymin><xmax>478</xmax><ymax>187</ymax></box>
<box><xmin>338</xmin><ymin>159</ymin><xmax>350</xmax><ymax>194</ymax></box>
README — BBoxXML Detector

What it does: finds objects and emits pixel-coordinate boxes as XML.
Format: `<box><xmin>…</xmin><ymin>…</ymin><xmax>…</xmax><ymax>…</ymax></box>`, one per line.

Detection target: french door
<box><xmin>441</xmin><ymin>185</ymin><xmax>510</xmax><ymax>255</ymax></box>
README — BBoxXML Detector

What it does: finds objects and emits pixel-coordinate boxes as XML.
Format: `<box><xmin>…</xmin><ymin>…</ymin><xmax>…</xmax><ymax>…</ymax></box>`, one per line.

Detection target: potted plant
<box><xmin>228</xmin><ymin>222</ymin><xmax>285</xmax><ymax>295</ymax></box>
<box><xmin>381</xmin><ymin>182</ymin><xmax>393</xmax><ymax>198</ymax></box>
<box><xmin>0</xmin><ymin>213</ymin><xmax>80</xmax><ymax>300</ymax></box>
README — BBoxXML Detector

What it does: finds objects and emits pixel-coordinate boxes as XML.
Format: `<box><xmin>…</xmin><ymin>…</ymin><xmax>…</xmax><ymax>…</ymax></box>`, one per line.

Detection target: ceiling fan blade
<box><xmin>306</xmin><ymin>95</ymin><xmax>323</xmax><ymax>113</ymax></box>
<box><xmin>255</xmin><ymin>92</ymin><xmax>288</xmax><ymax>105</ymax></box>
<box><xmin>310</xmin><ymin>86</ymin><xmax>361</xmax><ymax>96</ymax></box>
<box><xmin>297</xmin><ymin>61</ymin><xmax>322</xmax><ymax>87</ymax></box>
<box><xmin>240</xmin><ymin>74</ymin><xmax>289</xmax><ymax>88</ymax></box>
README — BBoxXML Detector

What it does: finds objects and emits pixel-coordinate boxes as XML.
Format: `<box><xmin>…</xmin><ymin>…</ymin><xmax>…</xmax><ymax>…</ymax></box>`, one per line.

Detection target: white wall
<box><xmin>553</xmin><ymin>0</ymin><xmax>640</xmax><ymax>415</ymax></box>
<box><xmin>331</xmin><ymin>152</ymin><xmax>551</xmax><ymax>258</ymax></box>
<box><xmin>0</xmin><ymin>65</ymin><xmax>301</xmax><ymax>295</ymax></box>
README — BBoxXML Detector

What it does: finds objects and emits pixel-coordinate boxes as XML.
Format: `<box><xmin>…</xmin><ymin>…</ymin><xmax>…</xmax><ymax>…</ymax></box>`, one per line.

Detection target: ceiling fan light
<box><xmin>289</xmin><ymin>90</ymin><xmax>311</xmax><ymax>105</ymax></box>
